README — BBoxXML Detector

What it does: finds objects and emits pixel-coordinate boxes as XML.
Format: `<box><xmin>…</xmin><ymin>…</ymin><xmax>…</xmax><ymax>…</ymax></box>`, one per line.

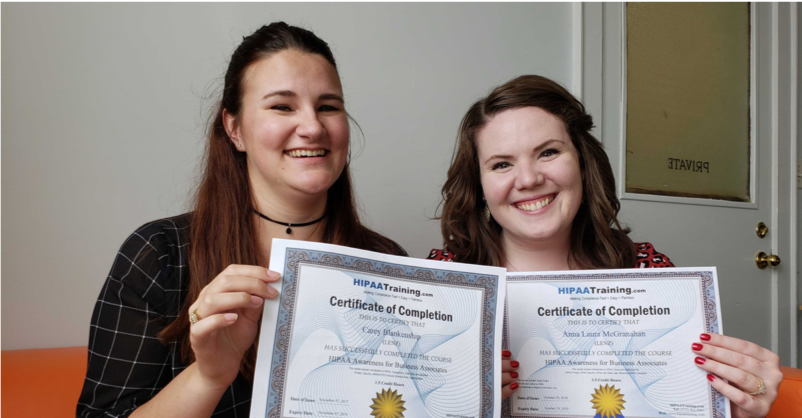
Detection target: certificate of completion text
<box><xmin>251</xmin><ymin>240</ymin><xmax>506</xmax><ymax>418</ymax></box>
<box><xmin>505</xmin><ymin>268</ymin><xmax>728</xmax><ymax>418</ymax></box>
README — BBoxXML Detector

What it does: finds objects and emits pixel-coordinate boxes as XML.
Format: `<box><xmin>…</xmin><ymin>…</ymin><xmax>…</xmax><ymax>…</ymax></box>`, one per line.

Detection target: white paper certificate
<box><xmin>251</xmin><ymin>240</ymin><xmax>506</xmax><ymax>418</ymax></box>
<box><xmin>505</xmin><ymin>268</ymin><xmax>729</xmax><ymax>418</ymax></box>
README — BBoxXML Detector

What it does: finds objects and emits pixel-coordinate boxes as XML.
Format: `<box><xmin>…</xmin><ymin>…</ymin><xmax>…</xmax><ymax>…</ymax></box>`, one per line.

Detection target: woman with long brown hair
<box><xmin>431</xmin><ymin>75</ymin><xmax>782</xmax><ymax>417</ymax></box>
<box><xmin>77</xmin><ymin>22</ymin><xmax>404</xmax><ymax>418</ymax></box>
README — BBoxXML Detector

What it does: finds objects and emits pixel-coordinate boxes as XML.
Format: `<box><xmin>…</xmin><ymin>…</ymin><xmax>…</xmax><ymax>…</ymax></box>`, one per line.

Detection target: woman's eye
<box><xmin>541</xmin><ymin>148</ymin><xmax>560</xmax><ymax>158</ymax></box>
<box><xmin>318</xmin><ymin>105</ymin><xmax>340</xmax><ymax>112</ymax></box>
<box><xmin>491</xmin><ymin>162</ymin><xmax>511</xmax><ymax>170</ymax></box>
<box><xmin>271</xmin><ymin>105</ymin><xmax>292</xmax><ymax>111</ymax></box>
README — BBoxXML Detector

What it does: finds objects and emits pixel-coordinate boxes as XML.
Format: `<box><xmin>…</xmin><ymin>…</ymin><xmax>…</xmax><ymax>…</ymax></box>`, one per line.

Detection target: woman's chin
<box><xmin>289</xmin><ymin>177</ymin><xmax>338</xmax><ymax>196</ymax></box>
<box><xmin>503</xmin><ymin>225</ymin><xmax>568</xmax><ymax>246</ymax></box>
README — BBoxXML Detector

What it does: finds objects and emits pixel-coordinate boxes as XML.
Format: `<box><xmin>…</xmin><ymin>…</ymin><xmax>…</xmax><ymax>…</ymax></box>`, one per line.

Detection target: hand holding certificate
<box><xmin>251</xmin><ymin>239</ymin><xmax>507</xmax><ymax>418</ymax></box>
<box><xmin>504</xmin><ymin>268</ymin><xmax>728</xmax><ymax>418</ymax></box>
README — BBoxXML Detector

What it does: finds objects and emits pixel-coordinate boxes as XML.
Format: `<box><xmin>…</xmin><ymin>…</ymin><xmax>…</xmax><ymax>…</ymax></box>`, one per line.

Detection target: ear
<box><xmin>222</xmin><ymin>109</ymin><xmax>243</xmax><ymax>151</ymax></box>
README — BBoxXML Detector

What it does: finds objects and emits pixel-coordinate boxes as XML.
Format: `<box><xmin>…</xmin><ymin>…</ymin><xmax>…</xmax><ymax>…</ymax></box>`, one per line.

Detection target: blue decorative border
<box><xmin>502</xmin><ymin>270</ymin><xmax>724</xmax><ymax>418</ymax></box>
<box><xmin>264</xmin><ymin>249</ymin><xmax>502</xmax><ymax>418</ymax></box>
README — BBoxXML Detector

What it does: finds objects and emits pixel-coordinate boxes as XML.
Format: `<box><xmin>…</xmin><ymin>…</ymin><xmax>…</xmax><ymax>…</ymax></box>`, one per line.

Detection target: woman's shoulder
<box><xmin>110</xmin><ymin>213</ymin><xmax>192</xmax><ymax>305</ymax></box>
<box><xmin>427</xmin><ymin>248</ymin><xmax>455</xmax><ymax>261</ymax></box>
<box><xmin>633</xmin><ymin>242</ymin><xmax>674</xmax><ymax>268</ymax></box>
<box><xmin>120</xmin><ymin>213</ymin><xmax>191</xmax><ymax>263</ymax></box>
<box><xmin>134</xmin><ymin>212</ymin><xmax>192</xmax><ymax>237</ymax></box>
<box><xmin>427</xmin><ymin>244</ymin><xmax>673</xmax><ymax>269</ymax></box>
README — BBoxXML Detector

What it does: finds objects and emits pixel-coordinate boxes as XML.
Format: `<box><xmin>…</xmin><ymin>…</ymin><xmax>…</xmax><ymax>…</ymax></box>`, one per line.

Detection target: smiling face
<box><xmin>224</xmin><ymin>49</ymin><xmax>349</xmax><ymax>202</ymax></box>
<box><xmin>476</xmin><ymin>106</ymin><xmax>583</xmax><ymax>249</ymax></box>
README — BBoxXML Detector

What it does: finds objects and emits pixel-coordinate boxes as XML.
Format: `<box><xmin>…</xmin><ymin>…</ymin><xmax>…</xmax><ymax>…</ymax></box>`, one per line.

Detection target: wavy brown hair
<box><xmin>440</xmin><ymin>75</ymin><xmax>634</xmax><ymax>269</ymax></box>
<box><xmin>159</xmin><ymin>22</ymin><xmax>406</xmax><ymax>380</ymax></box>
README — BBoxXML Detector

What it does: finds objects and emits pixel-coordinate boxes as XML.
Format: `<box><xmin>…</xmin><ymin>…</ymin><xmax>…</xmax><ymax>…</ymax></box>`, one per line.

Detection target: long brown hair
<box><xmin>440</xmin><ymin>75</ymin><xmax>634</xmax><ymax>269</ymax></box>
<box><xmin>160</xmin><ymin>22</ymin><xmax>405</xmax><ymax>380</ymax></box>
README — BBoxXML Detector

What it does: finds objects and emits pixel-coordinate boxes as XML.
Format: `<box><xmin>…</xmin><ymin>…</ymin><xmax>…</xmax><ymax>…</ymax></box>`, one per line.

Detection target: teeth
<box><xmin>517</xmin><ymin>196</ymin><xmax>553</xmax><ymax>212</ymax></box>
<box><xmin>288</xmin><ymin>149</ymin><xmax>326</xmax><ymax>157</ymax></box>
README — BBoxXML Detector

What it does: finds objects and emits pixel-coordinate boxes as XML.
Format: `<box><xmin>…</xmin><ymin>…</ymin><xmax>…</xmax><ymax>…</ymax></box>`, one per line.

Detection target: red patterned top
<box><xmin>427</xmin><ymin>242</ymin><xmax>675</xmax><ymax>268</ymax></box>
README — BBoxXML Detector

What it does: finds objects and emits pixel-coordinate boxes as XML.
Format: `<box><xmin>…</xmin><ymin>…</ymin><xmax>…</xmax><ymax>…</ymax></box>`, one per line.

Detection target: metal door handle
<box><xmin>756</xmin><ymin>252</ymin><xmax>781</xmax><ymax>269</ymax></box>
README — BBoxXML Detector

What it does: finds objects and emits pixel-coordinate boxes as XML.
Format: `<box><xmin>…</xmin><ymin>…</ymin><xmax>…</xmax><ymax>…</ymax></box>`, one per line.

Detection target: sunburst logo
<box><xmin>370</xmin><ymin>388</ymin><xmax>406</xmax><ymax>418</ymax></box>
<box><xmin>590</xmin><ymin>384</ymin><xmax>626</xmax><ymax>418</ymax></box>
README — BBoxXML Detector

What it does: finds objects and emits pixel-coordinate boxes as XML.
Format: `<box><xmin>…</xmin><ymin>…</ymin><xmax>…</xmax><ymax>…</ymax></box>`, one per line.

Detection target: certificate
<box><xmin>504</xmin><ymin>268</ymin><xmax>728</xmax><ymax>418</ymax></box>
<box><xmin>251</xmin><ymin>239</ymin><xmax>506</xmax><ymax>418</ymax></box>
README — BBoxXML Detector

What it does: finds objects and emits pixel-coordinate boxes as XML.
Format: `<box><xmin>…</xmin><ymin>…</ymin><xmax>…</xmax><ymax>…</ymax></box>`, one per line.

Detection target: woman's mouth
<box><xmin>515</xmin><ymin>194</ymin><xmax>555</xmax><ymax>212</ymax></box>
<box><xmin>285</xmin><ymin>149</ymin><xmax>328</xmax><ymax>158</ymax></box>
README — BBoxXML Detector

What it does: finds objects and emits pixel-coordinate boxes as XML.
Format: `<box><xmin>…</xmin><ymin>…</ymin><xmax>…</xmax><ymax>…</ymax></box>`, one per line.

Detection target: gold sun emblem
<box><xmin>370</xmin><ymin>388</ymin><xmax>406</xmax><ymax>418</ymax></box>
<box><xmin>590</xmin><ymin>384</ymin><xmax>626</xmax><ymax>418</ymax></box>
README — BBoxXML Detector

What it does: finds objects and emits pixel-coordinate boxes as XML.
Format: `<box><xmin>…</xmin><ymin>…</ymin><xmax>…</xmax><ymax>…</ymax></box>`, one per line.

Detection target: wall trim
<box><xmin>788</xmin><ymin>1</ymin><xmax>798</xmax><ymax>367</ymax></box>
<box><xmin>572</xmin><ymin>2</ymin><xmax>583</xmax><ymax>99</ymax></box>
<box><xmin>770</xmin><ymin>2</ymin><xmax>780</xmax><ymax>355</ymax></box>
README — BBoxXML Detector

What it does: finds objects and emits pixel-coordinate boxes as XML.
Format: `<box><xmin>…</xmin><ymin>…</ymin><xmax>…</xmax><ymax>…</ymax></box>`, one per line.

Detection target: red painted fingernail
<box><xmin>692</xmin><ymin>343</ymin><xmax>703</xmax><ymax>351</ymax></box>
<box><xmin>510</xmin><ymin>382</ymin><xmax>519</xmax><ymax>390</ymax></box>
<box><xmin>695</xmin><ymin>357</ymin><xmax>706</xmax><ymax>365</ymax></box>
<box><xmin>707</xmin><ymin>374</ymin><xmax>715</xmax><ymax>382</ymax></box>
<box><xmin>510</xmin><ymin>361</ymin><xmax>520</xmax><ymax>368</ymax></box>
<box><xmin>510</xmin><ymin>372</ymin><xmax>519</xmax><ymax>378</ymax></box>
<box><xmin>700</xmin><ymin>333</ymin><xmax>711</xmax><ymax>341</ymax></box>
<box><xmin>502</xmin><ymin>350</ymin><xmax>512</xmax><ymax>357</ymax></box>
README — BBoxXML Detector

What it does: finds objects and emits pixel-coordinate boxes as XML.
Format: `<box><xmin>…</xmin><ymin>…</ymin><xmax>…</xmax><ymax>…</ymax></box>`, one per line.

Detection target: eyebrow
<box><xmin>483</xmin><ymin>138</ymin><xmax>565</xmax><ymax>164</ymax></box>
<box><xmin>319</xmin><ymin>93</ymin><xmax>344</xmax><ymax>103</ymax></box>
<box><xmin>261</xmin><ymin>90</ymin><xmax>344</xmax><ymax>103</ymax></box>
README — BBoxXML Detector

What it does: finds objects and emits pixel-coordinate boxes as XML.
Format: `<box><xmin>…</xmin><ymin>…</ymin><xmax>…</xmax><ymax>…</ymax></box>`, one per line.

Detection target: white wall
<box><xmin>2</xmin><ymin>3</ymin><xmax>574</xmax><ymax>349</ymax></box>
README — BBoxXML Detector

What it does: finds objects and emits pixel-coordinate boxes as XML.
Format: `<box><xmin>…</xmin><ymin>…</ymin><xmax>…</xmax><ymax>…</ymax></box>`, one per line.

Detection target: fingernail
<box><xmin>700</xmin><ymin>333</ymin><xmax>711</xmax><ymax>341</ymax></box>
<box><xmin>692</xmin><ymin>343</ymin><xmax>703</xmax><ymax>351</ymax></box>
<box><xmin>267</xmin><ymin>269</ymin><xmax>281</xmax><ymax>279</ymax></box>
<box><xmin>224</xmin><ymin>313</ymin><xmax>238</xmax><ymax>322</ymax></box>
<box><xmin>510</xmin><ymin>372</ymin><xmax>519</xmax><ymax>378</ymax></box>
<box><xmin>707</xmin><ymin>374</ymin><xmax>715</xmax><ymax>382</ymax></box>
<box><xmin>267</xmin><ymin>286</ymin><xmax>278</xmax><ymax>297</ymax></box>
<box><xmin>502</xmin><ymin>350</ymin><xmax>512</xmax><ymax>357</ymax></box>
<box><xmin>510</xmin><ymin>382</ymin><xmax>519</xmax><ymax>390</ymax></box>
<box><xmin>695</xmin><ymin>357</ymin><xmax>706</xmax><ymax>365</ymax></box>
<box><xmin>510</xmin><ymin>361</ymin><xmax>520</xmax><ymax>368</ymax></box>
<box><xmin>251</xmin><ymin>295</ymin><xmax>263</xmax><ymax>306</ymax></box>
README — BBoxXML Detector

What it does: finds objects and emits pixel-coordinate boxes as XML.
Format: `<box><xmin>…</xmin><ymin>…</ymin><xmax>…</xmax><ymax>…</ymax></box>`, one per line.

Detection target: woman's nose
<box><xmin>296</xmin><ymin>109</ymin><xmax>326</xmax><ymax>139</ymax></box>
<box><xmin>515</xmin><ymin>165</ymin><xmax>545</xmax><ymax>190</ymax></box>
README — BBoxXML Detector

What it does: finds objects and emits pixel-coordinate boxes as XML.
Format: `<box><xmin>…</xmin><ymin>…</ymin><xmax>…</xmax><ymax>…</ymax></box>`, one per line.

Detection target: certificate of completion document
<box><xmin>250</xmin><ymin>240</ymin><xmax>506</xmax><ymax>418</ymax></box>
<box><xmin>505</xmin><ymin>268</ymin><xmax>728</xmax><ymax>418</ymax></box>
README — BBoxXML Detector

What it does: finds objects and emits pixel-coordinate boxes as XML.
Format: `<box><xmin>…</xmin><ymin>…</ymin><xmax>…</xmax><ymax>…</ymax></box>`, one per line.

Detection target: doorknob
<box><xmin>756</xmin><ymin>252</ymin><xmax>781</xmax><ymax>269</ymax></box>
<box><xmin>756</xmin><ymin>222</ymin><xmax>768</xmax><ymax>238</ymax></box>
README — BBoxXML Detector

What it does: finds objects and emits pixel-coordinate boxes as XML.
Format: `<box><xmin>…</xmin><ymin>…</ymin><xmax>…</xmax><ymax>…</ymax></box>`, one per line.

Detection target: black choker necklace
<box><xmin>253</xmin><ymin>209</ymin><xmax>326</xmax><ymax>235</ymax></box>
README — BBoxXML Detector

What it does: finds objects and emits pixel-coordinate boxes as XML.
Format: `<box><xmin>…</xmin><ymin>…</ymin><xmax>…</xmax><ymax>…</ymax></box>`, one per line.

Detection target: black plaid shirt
<box><xmin>77</xmin><ymin>214</ymin><xmax>253</xmax><ymax>417</ymax></box>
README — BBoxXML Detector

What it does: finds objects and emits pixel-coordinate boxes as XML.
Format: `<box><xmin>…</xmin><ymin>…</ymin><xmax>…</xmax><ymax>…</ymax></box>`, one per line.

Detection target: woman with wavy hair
<box><xmin>431</xmin><ymin>75</ymin><xmax>782</xmax><ymax>417</ymax></box>
<box><xmin>77</xmin><ymin>22</ymin><xmax>405</xmax><ymax>418</ymax></box>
